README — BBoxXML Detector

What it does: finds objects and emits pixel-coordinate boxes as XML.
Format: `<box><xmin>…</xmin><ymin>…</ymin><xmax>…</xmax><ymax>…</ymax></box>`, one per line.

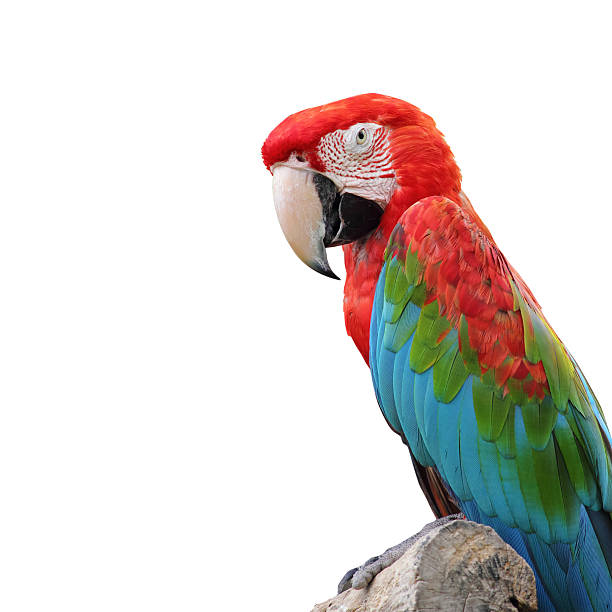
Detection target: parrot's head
<box><xmin>262</xmin><ymin>93</ymin><xmax>462</xmax><ymax>279</ymax></box>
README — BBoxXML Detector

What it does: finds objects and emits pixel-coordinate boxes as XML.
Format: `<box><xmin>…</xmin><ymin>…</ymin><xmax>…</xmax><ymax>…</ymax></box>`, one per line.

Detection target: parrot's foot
<box><xmin>337</xmin><ymin>513</ymin><xmax>464</xmax><ymax>594</ymax></box>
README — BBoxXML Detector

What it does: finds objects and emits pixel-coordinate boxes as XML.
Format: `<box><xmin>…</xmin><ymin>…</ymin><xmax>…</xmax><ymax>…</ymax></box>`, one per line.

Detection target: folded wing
<box><xmin>369</xmin><ymin>196</ymin><xmax>612</xmax><ymax>610</ymax></box>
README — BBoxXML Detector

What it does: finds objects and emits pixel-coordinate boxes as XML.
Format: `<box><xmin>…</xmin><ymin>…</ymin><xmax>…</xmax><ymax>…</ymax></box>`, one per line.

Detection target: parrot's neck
<box><xmin>342</xmin><ymin>185</ymin><xmax>463</xmax><ymax>364</ymax></box>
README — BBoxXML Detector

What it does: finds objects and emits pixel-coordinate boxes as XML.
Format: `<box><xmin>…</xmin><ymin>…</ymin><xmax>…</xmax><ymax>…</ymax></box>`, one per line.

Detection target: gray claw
<box><xmin>338</xmin><ymin>514</ymin><xmax>464</xmax><ymax>593</ymax></box>
<box><xmin>337</xmin><ymin>567</ymin><xmax>358</xmax><ymax>594</ymax></box>
<box><xmin>337</xmin><ymin>555</ymin><xmax>380</xmax><ymax>593</ymax></box>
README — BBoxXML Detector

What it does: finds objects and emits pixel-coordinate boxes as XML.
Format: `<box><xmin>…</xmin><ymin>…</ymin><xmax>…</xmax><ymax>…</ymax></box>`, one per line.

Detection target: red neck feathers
<box><xmin>343</xmin><ymin>124</ymin><xmax>462</xmax><ymax>364</ymax></box>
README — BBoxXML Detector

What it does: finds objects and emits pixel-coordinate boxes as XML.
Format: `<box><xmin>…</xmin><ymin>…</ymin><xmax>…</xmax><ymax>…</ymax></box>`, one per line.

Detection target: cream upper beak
<box><xmin>272</xmin><ymin>165</ymin><xmax>339</xmax><ymax>279</ymax></box>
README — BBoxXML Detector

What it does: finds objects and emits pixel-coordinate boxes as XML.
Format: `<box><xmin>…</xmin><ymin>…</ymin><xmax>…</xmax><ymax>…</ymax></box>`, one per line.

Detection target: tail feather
<box><xmin>574</xmin><ymin>507</ymin><xmax>611</xmax><ymax>612</ymax></box>
<box><xmin>586</xmin><ymin>509</ymin><xmax>612</xmax><ymax>578</ymax></box>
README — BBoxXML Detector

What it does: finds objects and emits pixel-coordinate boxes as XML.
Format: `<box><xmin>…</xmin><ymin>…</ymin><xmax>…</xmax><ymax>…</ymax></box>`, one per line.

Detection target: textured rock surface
<box><xmin>311</xmin><ymin>520</ymin><xmax>537</xmax><ymax>612</ymax></box>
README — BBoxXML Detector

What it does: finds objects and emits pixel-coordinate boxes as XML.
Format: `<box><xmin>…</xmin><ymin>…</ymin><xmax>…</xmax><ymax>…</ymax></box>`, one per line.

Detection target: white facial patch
<box><xmin>317</xmin><ymin>123</ymin><xmax>397</xmax><ymax>207</ymax></box>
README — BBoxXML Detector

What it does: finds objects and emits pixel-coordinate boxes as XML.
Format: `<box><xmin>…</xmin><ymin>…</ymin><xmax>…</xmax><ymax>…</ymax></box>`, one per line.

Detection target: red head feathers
<box><xmin>262</xmin><ymin>93</ymin><xmax>461</xmax><ymax>200</ymax></box>
<box><xmin>263</xmin><ymin>94</ymin><xmax>464</xmax><ymax>362</ymax></box>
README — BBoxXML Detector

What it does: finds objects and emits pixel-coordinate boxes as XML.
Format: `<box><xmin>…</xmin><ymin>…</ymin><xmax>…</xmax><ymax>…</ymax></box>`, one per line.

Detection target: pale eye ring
<box><xmin>356</xmin><ymin>128</ymin><xmax>367</xmax><ymax>145</ymax></box>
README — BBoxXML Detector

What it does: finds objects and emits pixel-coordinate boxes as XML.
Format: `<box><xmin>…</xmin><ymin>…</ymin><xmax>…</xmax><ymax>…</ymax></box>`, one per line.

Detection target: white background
<box><xmin>1</xmin><ymin>1</ymin><xmax>611</xmax><ymax>610</ymax></box>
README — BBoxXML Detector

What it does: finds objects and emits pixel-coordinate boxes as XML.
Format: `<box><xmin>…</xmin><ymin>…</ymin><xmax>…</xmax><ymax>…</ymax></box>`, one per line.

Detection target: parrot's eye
<box><xmin>356</xmin><ymin>128</ymin><xmax>367</xmax><ymax>145</ymax></box>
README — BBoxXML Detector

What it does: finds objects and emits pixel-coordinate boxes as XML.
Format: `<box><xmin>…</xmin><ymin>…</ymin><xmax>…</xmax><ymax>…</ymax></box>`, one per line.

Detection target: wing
<box><xmin>369</xmin><ymin>196</ymin><xmax>612</xmax><ymax>609</ymax></box>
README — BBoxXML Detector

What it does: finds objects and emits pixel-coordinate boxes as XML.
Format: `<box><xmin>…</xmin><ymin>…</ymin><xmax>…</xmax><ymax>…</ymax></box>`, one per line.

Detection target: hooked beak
<box><xmin>271</xmin><ymin>165</ymin><xmax>384</xmax><ymax>279</ymax></box>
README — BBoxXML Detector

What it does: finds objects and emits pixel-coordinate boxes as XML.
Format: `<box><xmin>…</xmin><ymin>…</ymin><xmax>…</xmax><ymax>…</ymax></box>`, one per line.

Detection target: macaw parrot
<box><xmin>262</xmin><ymin>94</ymin><xmax>612</xmax><ymax>611</ymax></box>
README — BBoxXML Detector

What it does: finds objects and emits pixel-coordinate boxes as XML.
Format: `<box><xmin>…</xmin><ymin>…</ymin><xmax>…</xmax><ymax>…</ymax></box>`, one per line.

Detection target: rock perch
<box><xmin>311</xmin><ymin>519</ymin><xmax>537</xmax><ymax>612</ymax></box>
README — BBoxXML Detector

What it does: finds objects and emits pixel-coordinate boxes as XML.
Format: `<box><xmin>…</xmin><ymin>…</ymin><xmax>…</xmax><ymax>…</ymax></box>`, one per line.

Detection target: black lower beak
<box><xmin>313</xmin><ymin>174</ymin><xmax>384</xmax><ymax>249</ymax></box>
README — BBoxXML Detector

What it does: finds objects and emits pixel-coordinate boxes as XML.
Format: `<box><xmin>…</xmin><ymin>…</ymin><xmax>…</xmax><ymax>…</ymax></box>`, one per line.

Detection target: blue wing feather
<box><xmin>436</xmin><ymin>383</ymin><xmax>468</xmax><ymax>499</ymax></box>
